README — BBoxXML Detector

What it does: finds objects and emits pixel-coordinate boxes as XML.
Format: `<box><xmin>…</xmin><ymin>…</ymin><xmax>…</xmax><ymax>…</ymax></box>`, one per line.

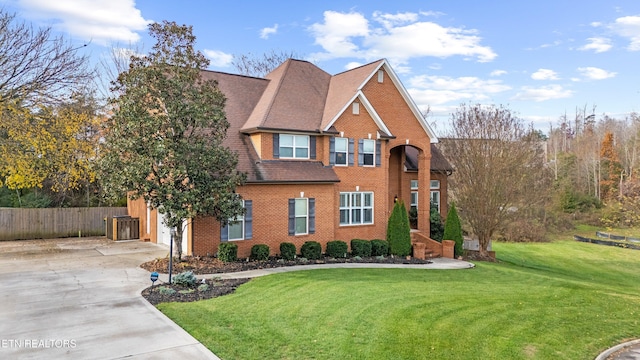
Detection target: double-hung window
<box><xmin>334</xmin><ymin>137</ymin><xmax>348</xmax><ymax>166</ymax></box>
<box><xmin>430</xmin><ymin>180</ymin><xmax>440</xmax><ymax>213</ymax></box>
<box><xmin>288</xmin><ymin>198</ymin><xmax>315</xmax><ymax>235</ymax></box>
<box><xmin>362</xmin><ymin>139</ymin><xmax>375</xmax><ymax>166</ymax></box>
<box><xmin>221</xmin><ymin>200</ymin><xmax>252</xmax><ymax>241</ymax></box>
<box><xmin>339</xmin><ymin>192</ymin><xmax>373</xmax><ymax>225</ymax></box>
<box><xmin>279</xmin><ymin>134</ymin><xmax>309</xmax><ymax>159</ymax></box>
<box><xmin>410</xmin><ymin>180</ymin><xmax>419</xmax><ymax>211</ymax></box>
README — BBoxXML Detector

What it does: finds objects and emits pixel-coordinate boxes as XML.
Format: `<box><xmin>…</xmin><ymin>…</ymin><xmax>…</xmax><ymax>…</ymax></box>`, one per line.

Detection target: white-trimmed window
<box><xmin>288</xmin><ymin>198</ymin><xmax>315</xmax><ymax>236</ymax></box>
<box><xmin>410</xmin><ymin>180</ymin><xmax>418</xmax><ymax>190</ymax></box>
<box><xmin>340</xmin><ymin>192</ymin><xmax>374</xmax><ymax>225</ymax></box>
<box><xmin>430</xmin><ymin>191</ymin><xmax>440</xmax><ymax>213</ymax></box>
<box><xmin>430</xmin><ymin>180</ymin><xmax>440</xmax><ymax>190</ymax></box>
<box><xmin>221</xmin><ymin>200</ymin><xmax>252</xmax><ymax>241</ymax></box>
<box><xmin>279</xmin><ymin>134</ymin><xmax>309</xmax><ymax>159</ymax></box>
<box><xmin>335</xmin><ymin>137</ymin><xmax>348</xmax><ymax>166</ymax></box>
<box><xmin>295</xmin><ymin>198</ymin><xmax>308</xmax><ymax>235</ymax></box>
<box><xmin>362</xmin><ymin>139</ymin><xmax>375</xmax><ymax>166</ymax></box>
<box><xmin>411</xmin><ymin>191</ymin><xmax>418</xmax><ymax>211</ymax></box>
<box><xmin>352</xmin><ymin>102</ymin><xmax>360</xmax><ymax>115</ymax></box>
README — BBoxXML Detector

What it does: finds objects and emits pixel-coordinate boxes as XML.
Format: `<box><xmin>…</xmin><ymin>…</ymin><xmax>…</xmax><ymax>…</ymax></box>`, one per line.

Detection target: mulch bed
<box><xmin>142</xmin><ymin>278</ymin><xmax>251</xmax><ymax>305</ymax></box>
<box><xmin>140</xmin><ymin>255</ymin><xmax>433</xmax><ymax>304</ymax></box>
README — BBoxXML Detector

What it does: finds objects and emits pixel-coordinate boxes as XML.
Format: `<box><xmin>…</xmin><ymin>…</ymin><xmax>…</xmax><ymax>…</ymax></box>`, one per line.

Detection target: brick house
<box><xmin>128</xmin><ymin>59</ymin><xmax>452</xmax><ymax>258</ymax></box>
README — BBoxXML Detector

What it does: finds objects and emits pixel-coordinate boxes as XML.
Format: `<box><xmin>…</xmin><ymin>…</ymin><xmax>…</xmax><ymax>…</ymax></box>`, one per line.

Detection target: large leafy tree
<box><xmin>101</xmin><ymin>21</ymin><xmax>245</xmax><ymax>259</ymax></box>
<box><xmin>0</xmin><ymin>95</ymin><xmax>100</xmax><ymax>206</ymax></box>
<box><xmin>442</xmin><ymin>104</ymin><xmax>548</xmax><ymax>258</ymax></box>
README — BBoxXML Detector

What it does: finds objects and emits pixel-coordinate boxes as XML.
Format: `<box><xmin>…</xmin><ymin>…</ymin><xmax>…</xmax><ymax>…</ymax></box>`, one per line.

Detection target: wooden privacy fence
<box><xmin>0</xmin><ymin>207</ymin><xmax>128</xmax><ymax>240</ymax></box>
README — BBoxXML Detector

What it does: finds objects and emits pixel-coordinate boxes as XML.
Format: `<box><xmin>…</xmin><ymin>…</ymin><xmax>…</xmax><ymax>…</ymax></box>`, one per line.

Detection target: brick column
<box><xmin>418</xmin><ymin>148</ymin><xmax>431</xmax><ymax>236</ymax></box>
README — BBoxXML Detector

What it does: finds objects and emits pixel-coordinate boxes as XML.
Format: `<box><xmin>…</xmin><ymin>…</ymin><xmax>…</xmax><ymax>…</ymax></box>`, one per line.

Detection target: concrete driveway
<box><xmin>0</xmin><ymin>237</ymin><xmax>218</xmax><ymax>359</ymax></box>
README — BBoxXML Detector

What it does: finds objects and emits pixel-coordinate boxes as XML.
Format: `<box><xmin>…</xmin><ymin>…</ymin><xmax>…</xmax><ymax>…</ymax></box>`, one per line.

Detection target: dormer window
<box><xmin>279</xmin><ymin>134</ymin><xmax>309</xmax><ymax>159</ymax></box>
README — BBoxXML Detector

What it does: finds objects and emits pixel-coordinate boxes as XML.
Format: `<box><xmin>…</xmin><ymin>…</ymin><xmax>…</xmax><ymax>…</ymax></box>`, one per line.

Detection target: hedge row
<box><xmin>216</xmin><ymin>239</ymin><xmax>391</xmax><ymax>262</ymax></box>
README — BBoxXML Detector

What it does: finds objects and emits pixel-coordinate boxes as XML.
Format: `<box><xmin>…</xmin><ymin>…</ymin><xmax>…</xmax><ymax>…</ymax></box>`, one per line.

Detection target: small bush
<box><xmin>158</xmin><ymin>286</ymin><xmax>176</xmax><ymax>295</ymax></box>
<box><xmin>218</xmin><ymin>243</ymin><xmax>238</xmax><ymax>262</ymax></box>
<box><xmin>250</xmin><ymin>244</ymin><xmax>270</xmax><ymax>261</ymax></box>
<box><xmin>326</xmin><ymin>240</ymin><xmax>348</xmax><ymax>258</ymax></box>
<box><xmin>173</xmin><ymin>271</ymin><xmax>197</xmax><ymax>287</ymax></box>
<box><xmin>301</xmin><ymin>241</ymin><xmax>322</xmax><ymax>260</ymax></box>
<box><xmin>280</xmin><ymin>242</ymin><xmax>297</xmax><ymax>260</ymax></box>
<box><xmin>197</xmin><ymin>283</ymin><xmax>209</xmax><ymax>292</ymax></box>
<box><xmin>350</xmin><ymin>239</ymin><xmax>372</xmax><ymax>257</ymax></box>
<box><xmin>371</xmin><ymin>239</ymin><xmax>389</xmax><ymax>256</ymax></box>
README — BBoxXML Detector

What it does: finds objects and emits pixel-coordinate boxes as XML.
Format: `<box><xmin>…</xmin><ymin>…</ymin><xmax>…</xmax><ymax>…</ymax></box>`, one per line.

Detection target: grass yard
<box><xmin>158</xmin><ymin>239</ymin><xmax>640</xmax><ymax>359</ymax></box>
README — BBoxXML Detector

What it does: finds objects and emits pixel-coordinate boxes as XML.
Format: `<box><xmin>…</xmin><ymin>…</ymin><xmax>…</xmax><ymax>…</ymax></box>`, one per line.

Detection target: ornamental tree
<box><xmin>387</xmin><ymin>200</ymin><xmax>411</xmax><ymax>256</ymax></box>
<box><xmin>442</xmin><ymin>202</ymin><xmax>463</xmax><ymax>257</ymax></box>
<box><xmin>101</xmin><ymin>21</ymin><xmax>245</xmax><ymax>259</ymax></box>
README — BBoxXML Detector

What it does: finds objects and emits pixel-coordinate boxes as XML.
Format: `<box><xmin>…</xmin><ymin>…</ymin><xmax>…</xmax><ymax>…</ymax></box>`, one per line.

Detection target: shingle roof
<box><xmin>321</xmin><ymin>60</ymin><xmax>383</xmax><ymax>130</ymax></box>
<box><xmin>241</xmin><ymin>59</ymin><xmax>331</xmax><ymax>133</ymax></box>
<box><xmin>405</xmin><ymin>145</ymin><xmax>454</xmax><ymax>174</ymax></box>
<box><xmin>200</xmin><ymin>68</ymin><xmax>338</xmax><ymax>183</ymax></box>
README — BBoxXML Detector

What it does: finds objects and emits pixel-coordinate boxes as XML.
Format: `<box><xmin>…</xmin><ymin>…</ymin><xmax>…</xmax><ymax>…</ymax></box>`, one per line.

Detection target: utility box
<box><xmin>106</xmin><ymin>215</ymin><xmax>140</xmax><ymax>241</ymax></box>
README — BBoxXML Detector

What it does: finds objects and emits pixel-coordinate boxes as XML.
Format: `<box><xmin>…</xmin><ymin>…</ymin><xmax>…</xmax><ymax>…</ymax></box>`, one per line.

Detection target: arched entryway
<box><xmin>387</xmin><ymin>145</ymin><xmax>430</xmax><ymax>235</ymax></box>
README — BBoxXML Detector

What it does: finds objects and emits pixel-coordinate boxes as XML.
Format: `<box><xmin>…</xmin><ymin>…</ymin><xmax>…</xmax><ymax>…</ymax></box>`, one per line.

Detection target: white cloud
<box><xmin>309</xmin><ymin>11</ymin><xmax>370</xmax><ymax>59</ymax></box>
<box><xmin>203</xmin><ymin>50</ymin><xmax>233</xmax><ymax>68</ymax></box>
<box><xmin>531</xmin><ymin>69</ymin><xmax>559</xmax><ymax>80</ymax></box>
<box><xmin>577</xmin><ymin>66</ymin><xmax>616</xmax><ymax>80</ymax></box>
<box><xmin>490</xmin><ymin>70</ymin><xmax>507</xmax><ymax>76</ymax></box>
<box><xmin>15</xmin><ymin>0</ymin><xmax>150</xmax><ymax>45</ymax></box>
<box><xmin>512</xmin><ymin>85</ymin><xmax>573</xmax><ymax>102</ymax></box>
<box><xmin>260</xmin><ymin>24</ymin><xmax>278</xmax><ymax>39</ymax></box>
<box><xmin>579</xmin><ymin>37</ymin><xmax>612</xmax><ymax>53</ymax></box>
<box><xmin>372</xmin><ymin>11</ymin><xmax>418</xmax><ymax>29</ymax></box>
<box><xmin>610</xmin><ymin>15</ymin><xmax>640</xmax><ymax>50</ymax></box>
<box><xmin>345</xmin><ymin>61</ymin><xmax>363</xmax><ymax>70</ymax></box>
<box><xmin>309</xmin><ymin>10</ymin><xmax>496</xmax><ymax>67</ymax></box>
<box><xmin>407</xmin><ymin>75</ymin><xmax>510</xmax><ymax>106</ymax></box>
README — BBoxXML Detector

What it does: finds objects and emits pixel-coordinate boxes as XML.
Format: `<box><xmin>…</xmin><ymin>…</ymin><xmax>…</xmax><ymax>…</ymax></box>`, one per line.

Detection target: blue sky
<box><xmin>2</xmin><ymin>0</ymin><xmax>640</xmax><ymax>133</ymax></box>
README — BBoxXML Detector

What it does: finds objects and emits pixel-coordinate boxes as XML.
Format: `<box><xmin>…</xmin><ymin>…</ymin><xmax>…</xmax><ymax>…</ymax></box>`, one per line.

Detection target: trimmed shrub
<box><xmin>326</xmin><ymin>240</ymin><xmax>348</xmax><ymax>258</ymax></box>
<box><xmin>350</xmin><ymin>239</ymin><xmax>372</xmax><ymax>257</ymax></box>
<box><xmin>173</xmin><ymin>270</ymin><xmax>197</xmax><ymax>286</ymax></box>
<box><xmin>250</xmin><ymin>244</ymin><xmax>270</xmax><ymax>261</ymax></box>
<box><xmin>218</xmin><ymin>242</ymin><xmax>238</xmax><ymax>262</ymax></box>
<box><xmin>198</xmin><ymin>283</ymin><xmax>209</xmax><ymax>292</ymax></box>
<box><xmin>430</xmin><ymin>201</ymin><xmax>444</xmax><ymax>241</ymax></box>
<box><xmin>387</xmin><ymin>200</ymin><xmax>412</xmax><ymax>256</ymax></box>
<box><xmin>371</xmin><ymin>239</ymin><xmax>389</xmax><ymax>256</ymax></box>
<box><xmin>300</xmin><ymin>241</ymin><xmax>322</xmax><ymax>260</ymax></box>
<box><xmin>280</xmin><ymin>242</ymin><xmax>297</xmax><ymax>260</ymax></box>
<box><xmin>158</xmin><ymin>286</ymin><xmax>176</xmax><ymax>295</ymax></box>
<box><xmin>443</xmin><ymin>203</ymin><xmax>464</xmax><ymax>257</ymax></box>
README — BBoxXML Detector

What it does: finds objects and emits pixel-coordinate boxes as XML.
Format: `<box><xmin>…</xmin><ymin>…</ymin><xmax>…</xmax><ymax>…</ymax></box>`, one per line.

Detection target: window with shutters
<box><xmin>288</xmin><ymin>198</ymin><xmax>315</xmax><ymax>236</ymax></box>
<box><xmin>221</xmin><ymin>200</ymin><xmax>252</xmax><ymax>241</ymax></box>
<box><xmin>334</xmin><ymin>137</ymin><xmax>348</xmax><ymax>166</ymax></box>
<box><xmin>279</xmin><ymin>134</ymin><xmax>309</xmax><ymax>159</ymax></box>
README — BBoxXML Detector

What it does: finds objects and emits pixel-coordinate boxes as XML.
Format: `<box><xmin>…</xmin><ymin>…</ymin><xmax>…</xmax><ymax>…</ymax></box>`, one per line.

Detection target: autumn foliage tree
<box><xmin>101</xmin><ymin>21</ymin><xmax>246</xmax><ymax>260</ymax></box>
<box><xmin>599</xmin><ymin>131</ymin><xmax>623</xmax><ymax>200</ymax></box>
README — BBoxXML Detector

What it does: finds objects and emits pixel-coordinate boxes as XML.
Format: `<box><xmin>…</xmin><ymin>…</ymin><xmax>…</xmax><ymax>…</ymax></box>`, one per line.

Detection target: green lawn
<box><xmin>158</xmin><ymin>239</ymin><xmax>640</xmax><ymax>359</ymax></box>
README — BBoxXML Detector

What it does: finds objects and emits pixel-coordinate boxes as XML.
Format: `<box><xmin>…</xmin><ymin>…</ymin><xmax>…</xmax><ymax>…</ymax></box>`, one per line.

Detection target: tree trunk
<box><xmin>174</xmin><ymin>224</ymin><xmax>183</xmax><ymax>261</ymax></box>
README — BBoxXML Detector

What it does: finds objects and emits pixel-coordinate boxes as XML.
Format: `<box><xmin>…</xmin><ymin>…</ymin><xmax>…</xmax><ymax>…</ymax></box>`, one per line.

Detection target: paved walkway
<box><xmin>0</xmin><ymin>237</ymin><xmax>218</xmax><ymax>359</ymax></box>
<box><xmin>596</xmin><ymin>339</ymin><xmax>640</xmax><ymax>360</ymax></box>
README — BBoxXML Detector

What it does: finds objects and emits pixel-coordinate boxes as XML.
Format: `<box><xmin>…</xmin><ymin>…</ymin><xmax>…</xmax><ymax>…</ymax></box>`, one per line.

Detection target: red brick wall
<box><xmin>193</xmin><ymin>183</ymin><xmax>336</xmax><ymax>258</ymax></box>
